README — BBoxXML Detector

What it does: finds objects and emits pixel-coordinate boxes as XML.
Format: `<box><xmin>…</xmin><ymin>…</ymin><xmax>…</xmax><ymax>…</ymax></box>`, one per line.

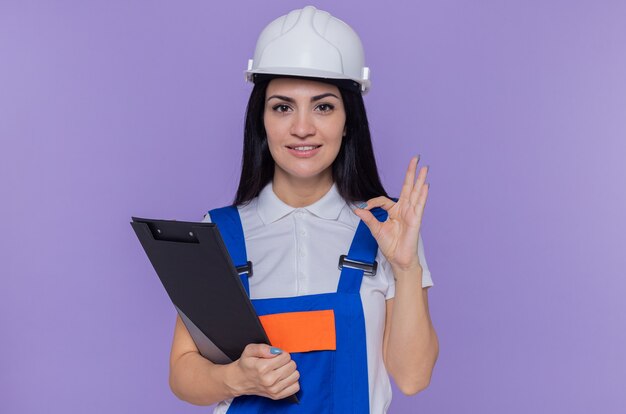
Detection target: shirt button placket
<box><xmin>296</xmin><ymin>209</ymin><xmax>308</xmax><ymax>293</ymax></box>
<box><xmin>294</xmin><ymin>209</ymin><xmax>305</xmax><ymax>295</ymax></box>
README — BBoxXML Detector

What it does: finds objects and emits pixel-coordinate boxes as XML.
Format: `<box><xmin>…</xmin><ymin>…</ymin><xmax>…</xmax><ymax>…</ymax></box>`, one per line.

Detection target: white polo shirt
<box><xmin>203</xmin><ymin>182</ymin><xmax>433</xmax><ymax>414</ymax></box>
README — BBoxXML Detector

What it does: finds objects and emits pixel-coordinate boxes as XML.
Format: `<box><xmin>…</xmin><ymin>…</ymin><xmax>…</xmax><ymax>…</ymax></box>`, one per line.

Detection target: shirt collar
<box><xmin>256</xmin><ymin>182</ymin><xmax>346</xmax><ymax>224</ymax></box>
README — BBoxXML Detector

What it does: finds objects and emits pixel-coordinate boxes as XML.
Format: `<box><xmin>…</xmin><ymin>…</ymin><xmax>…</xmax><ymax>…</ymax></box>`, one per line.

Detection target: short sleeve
<box><xmin>383</xmin><ymin>232</ymin><xmax>434</xmax><ymax>300</ymax></box>
<box><xmin>202</xmin><ymin>212</ymin><xmax>212</xmax><ymax>223</ymax></box>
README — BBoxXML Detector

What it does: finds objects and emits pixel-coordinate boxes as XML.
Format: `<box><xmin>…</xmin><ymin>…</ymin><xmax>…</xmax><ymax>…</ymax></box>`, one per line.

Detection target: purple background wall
<box><xmin>2</xmin><ymin>1</ymin><xmax>625</xmax><ymax>413</ymax></box>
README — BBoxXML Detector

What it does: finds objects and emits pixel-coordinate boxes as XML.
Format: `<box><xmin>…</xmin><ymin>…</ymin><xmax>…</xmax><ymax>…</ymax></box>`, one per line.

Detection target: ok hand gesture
<box><xmin>354</xmin><ymin>156</ymin><xmax>429</xmax><ymax>272</ymax></box>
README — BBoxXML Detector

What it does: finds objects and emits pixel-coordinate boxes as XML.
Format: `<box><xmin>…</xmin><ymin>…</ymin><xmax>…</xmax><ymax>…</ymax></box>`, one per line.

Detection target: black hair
<box><xmin>233</xmin><ymin>76</ymin><xmax>388</xmax><ymax>205</ymax></box>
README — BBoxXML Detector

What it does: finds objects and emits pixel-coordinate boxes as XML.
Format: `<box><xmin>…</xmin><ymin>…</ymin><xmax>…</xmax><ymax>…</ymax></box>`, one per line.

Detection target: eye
<box><xmin>316</xmin><ymin>103</ymin><xmax>335</xmax><ymax>113</ymax></box>
<box><xmin>272</xmin><ymin>104</ymin><xmax>292</xmax><ymax>113</ymax></box>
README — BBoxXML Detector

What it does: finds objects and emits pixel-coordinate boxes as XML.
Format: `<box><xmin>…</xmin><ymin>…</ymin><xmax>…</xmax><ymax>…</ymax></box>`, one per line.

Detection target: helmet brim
<box><xmin>246</xmin><ymin>67</ymin><xmax>370</xmax><ymax>94</ymax></box>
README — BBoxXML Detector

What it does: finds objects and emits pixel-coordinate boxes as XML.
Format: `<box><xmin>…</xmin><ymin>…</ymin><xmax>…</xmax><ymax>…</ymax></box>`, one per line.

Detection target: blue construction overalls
<box><xmin>209</xmin><ymin>205</ymin><xmax>388</xmax><ymax>414</ymax></box>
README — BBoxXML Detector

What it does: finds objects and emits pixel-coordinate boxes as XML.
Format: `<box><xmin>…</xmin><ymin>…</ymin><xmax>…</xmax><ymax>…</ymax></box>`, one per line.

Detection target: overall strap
<box><xmin>208</xmin><ymin>205</ymin><xmax>251</xmax><ymax>296</ymax></box>
<box><xmin>337</xmin><ymin>207</ymin><xmax>389</xmax><ymax>294</ymax></box>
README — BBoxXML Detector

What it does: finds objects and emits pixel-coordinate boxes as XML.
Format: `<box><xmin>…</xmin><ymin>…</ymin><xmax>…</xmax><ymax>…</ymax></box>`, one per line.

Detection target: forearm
<box><xmin>385</xmin><ymin>265</ymin><xmax>439</xmax><ymax>395</ymax></box>
<box><xmin>169</xmin><ymin>352</ymin><xmax>240</xmax><ymax>406</ymax></box>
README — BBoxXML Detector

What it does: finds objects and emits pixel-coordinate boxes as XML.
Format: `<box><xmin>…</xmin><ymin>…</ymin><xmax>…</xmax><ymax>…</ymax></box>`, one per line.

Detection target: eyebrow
<box><xmin>266</xmin><ymin>92</ymin><xmax>340</xmax><ymax>103</ymax></box>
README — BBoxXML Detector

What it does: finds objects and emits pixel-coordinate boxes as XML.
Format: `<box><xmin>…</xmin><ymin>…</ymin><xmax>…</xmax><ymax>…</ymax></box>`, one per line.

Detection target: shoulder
<box><xmin>202</xmin><ymin>198</ymin><xmax>263</xmax><ymax>234</ymax></box>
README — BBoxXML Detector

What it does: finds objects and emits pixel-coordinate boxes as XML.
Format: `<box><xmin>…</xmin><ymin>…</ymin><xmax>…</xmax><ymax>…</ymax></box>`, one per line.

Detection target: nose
<box><xmin>289</xmin><ymin>111</ymin><xmax>316</xmax><ymax>138</ymax></box>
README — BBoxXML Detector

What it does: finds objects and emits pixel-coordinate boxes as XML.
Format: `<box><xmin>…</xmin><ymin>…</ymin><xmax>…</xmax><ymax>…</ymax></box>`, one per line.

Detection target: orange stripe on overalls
<box><xmin>259</xmin><ymin>310</ymin><xmax>336</xmax><ymax>353</ymax></box>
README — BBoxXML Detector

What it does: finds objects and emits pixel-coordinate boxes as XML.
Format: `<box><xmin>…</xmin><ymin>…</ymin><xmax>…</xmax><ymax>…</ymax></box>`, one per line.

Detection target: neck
<box><xmin>272</xmin><ymin>168</ymin><xmax>334</xmax><ymax>207</ymax></box>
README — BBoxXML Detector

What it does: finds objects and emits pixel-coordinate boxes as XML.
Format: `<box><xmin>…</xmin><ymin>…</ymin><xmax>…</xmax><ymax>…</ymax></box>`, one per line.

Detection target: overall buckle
<box><xmin>236</xmin><ymin>261</ymin><xmax>254</xmax><ymax>277</ymax></box>
<box><xmin>338</xmin><ymin>255</ymin><xmax>377</xmax><ymax>277</ymax></box>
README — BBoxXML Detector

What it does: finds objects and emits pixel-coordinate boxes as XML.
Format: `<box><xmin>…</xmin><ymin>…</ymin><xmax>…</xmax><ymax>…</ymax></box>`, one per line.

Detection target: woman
<box><xmin>169</xmin><ymin>6</ymin><xmax>438</xmax><ymax>413</ymax></box>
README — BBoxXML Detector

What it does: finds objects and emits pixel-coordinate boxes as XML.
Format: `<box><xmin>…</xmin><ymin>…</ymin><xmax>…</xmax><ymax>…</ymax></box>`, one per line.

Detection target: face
<box><xmin>264</xmin><ymin>77</ymin><xmax>346</xmax><ymax>184</ymax></box>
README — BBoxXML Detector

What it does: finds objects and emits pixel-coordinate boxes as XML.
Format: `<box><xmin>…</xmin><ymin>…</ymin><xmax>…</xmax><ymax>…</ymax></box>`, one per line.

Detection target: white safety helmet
<box><xmin>245</xmin><ymin>5</ymin><xmax>371</xmax><ymax>94</ymax></box>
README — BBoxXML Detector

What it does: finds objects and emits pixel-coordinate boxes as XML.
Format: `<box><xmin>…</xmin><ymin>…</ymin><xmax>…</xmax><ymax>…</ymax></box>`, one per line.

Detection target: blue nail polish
<box><xmin>356</xmin><ymin>202</ymin><xmax>367</xmax><ymax>209</ymax></box>
<box><xmin>270</xmin><ymin>347</ymin><xmax>283</xmax><ymax>355</ymax></box>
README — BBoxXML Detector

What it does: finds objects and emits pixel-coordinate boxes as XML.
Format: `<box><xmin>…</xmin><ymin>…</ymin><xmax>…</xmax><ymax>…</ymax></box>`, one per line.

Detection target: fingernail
<box><xmin>270</xmin><ymin>347</ymin><xmax>283</xmax><ymax>355</ymax></box>
<box><xmin>416</xmin><ymin>154</ymin><xmax>421</xmax><ymax>163</ymax></box>
<box><xmin>356</xmin><ymin>202</ymin><xmax>367</xmax><ymax>209</ymax></box>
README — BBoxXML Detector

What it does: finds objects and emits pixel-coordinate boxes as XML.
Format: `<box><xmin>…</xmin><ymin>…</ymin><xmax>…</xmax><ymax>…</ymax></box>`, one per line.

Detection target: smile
<box><xmin>286</xmin><ymin>145</ymin><xmax>322</xmax><ymax>158</ymax></box>
<box><xmin>287</xmin><ymin>145</ymin><xmax>321</xmax><ymax>151</ymax></box>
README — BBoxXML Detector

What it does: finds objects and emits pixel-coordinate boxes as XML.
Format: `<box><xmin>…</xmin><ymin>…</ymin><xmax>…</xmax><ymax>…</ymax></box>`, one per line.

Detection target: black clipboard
<box><xmin>130</xmin><ymin>217</ymin><xmax>270</xmax><ymax>363</ymax></box>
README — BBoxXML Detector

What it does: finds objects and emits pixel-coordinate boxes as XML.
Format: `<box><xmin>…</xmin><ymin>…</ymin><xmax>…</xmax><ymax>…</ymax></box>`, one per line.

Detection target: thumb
<box><xmin>242</xmin><ymin>343</ymin><xmax>283</xmax><ymax>359</ymax></box>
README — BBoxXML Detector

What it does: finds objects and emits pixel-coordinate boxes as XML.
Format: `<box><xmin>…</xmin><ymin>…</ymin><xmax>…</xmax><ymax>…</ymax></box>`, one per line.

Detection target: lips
<box><xmin>286</xmin><ymin>145</ymin><xmax>321</xmax><ymax>151</ymax></box>
<box><xmin>286</xmin><ymin>144</ymin><xmax>322</xmax><ymax>158</ymax></box>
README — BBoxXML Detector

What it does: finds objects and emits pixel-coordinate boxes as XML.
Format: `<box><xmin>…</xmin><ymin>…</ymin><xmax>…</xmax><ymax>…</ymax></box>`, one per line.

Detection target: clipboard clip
<box><xmin>338</xmin><ymin>255</ymin><xmax>377</xmax><ymax>277</ymax></box>
<box><xmin>236</xmin><ymin>261</ymin><xmax>254</xmax><ymax>277</ymax></box>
